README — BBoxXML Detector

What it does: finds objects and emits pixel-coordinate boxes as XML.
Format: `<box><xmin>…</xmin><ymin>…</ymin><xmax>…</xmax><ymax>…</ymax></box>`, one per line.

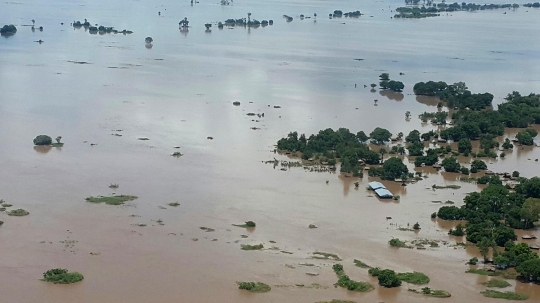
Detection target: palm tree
<box><xmin>32</xmin><ymin>19</ymin><xmax>35</xmax><ymax>25</ymax></box>
<box><xmin>248</xmin><ymin>12</ymin><xmax>251</xmax><ymax>23</ymax></box>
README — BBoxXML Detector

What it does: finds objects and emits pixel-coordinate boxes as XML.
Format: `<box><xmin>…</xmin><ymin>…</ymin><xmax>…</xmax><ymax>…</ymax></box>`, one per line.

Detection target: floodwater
<box><xmin>1</xmin><ymin>0</ymin><xmax>540</xmax><ymax>302</ymax></box>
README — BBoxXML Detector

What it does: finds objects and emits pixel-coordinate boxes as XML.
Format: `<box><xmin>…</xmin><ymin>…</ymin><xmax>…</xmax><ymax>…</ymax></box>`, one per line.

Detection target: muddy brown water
<box><xmin>1</xmin><ymin>0</ymin><xmax>540</xmax><ymax>302</ymax></box>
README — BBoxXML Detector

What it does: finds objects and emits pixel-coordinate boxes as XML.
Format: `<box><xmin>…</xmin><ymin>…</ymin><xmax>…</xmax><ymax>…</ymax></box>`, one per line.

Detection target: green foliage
<box><xmin>412</xmin><ymin>222</ymin><xmax>420</xmax><ymax>230</ymax></box>
<box><xmin>520</xmin><ymin>198</ymin><xmax>540</xmax><ymax>228</ymax></box>
<box><xmin>471</xmin><ymin>160</ymin><xmax>487</xmax><ymax>171</ymax></box>
<box><xmin>168</xmin><ymin>202</ymin><xmax>180</xmax><ymax>207</ymax></box>
<box><xmin>407</xmin><ymin>142</ymin><xmax>424</xmax><ymax>157</ymax></box>
<box><xmin>353</xmin><ymin>259</ymin><xmax>371</xmax><ymax>268</ymax></box>
<box><xmin>368</xmin><ymin>267</ymin><xmax>380</xmax><ymax>276</ymax></box>
<box><xmin>379</xmin><ymin>73</ymin><xmax>390</xmax><ymax>81</ymax></box>
<box><xmin>0</xmin><ymin>24</ymin><xmax>17</xmax><ymax>35</ymax></box>
<box><xmin>237</xmin><ymin>281</ymin><xmax>271</xmax><ymax>293</ymax></box>
<box><xmin>389</xmin><ymin>238</ymin><xmax>408</xmax><ymax>248</ymax></box>
<box><xmin>458</xmin><ymin>138</ymin><xmax>472</xmax><ymax>154</ymax></box>
<box><xmin>33</xmin><ymin>135</ymin><xmax>52</xmax><ymax>146</ymax></box>
<box><xmin>332</xmin><ymin>264</ymin><xmax>344</xmax><ymax>274</ymax></box>
<box><xmin>439</xmin><ymin>92</ymin><xmax>540</xmax><ymax>141</ymax></box>
<box><xmin>405</xmin><ymin>130</ymin><xmax>421</xmax><ymax>144</ymax></box>
<box><xmin>482</xmin><ymin>279</ymin><xmax>511</xmax><ymax>288</ymax></box>
<box><xmin>516</xmin><ymin>258</ymin><xmax>540</xmax><ymax>281</ymax></box>
<box><xmin>516</xmin><ymin>177</ymin><xmax>540</xmax><ymax>198</ymax></box>
<box><xmin>336</xmin><ymin>275</ymin><xmax>374</xmax><ymax>292</ymax></box>
<box><xmin>85</xmin><ymin>195</ymin><xmax>138</xmax><ymax>205</ymax></box>
<box><xmin>442</xmin><ymin>157</ymin><xmax>460</xmax><ymax>172</ymax></box>
<box><xmin>460</xmin><ymin>167</ymin><xmax>470</xmax><ymax>175</ymax></box>
<box><xmin>480</xmin><ymin>290</ymin><xmax>528</xmax><ymax>300</ymax></box>
<box><xmin>380</xmin><ymin>157</ymin><xmax>408</xmax><ymax>180</ymax></box>
<box><xmin>241</xmin><ymin>244</ymin><xmax>263</xmax><ymax>250</ymax></box>
<box><xmin>387</xmin><ymin>80</ymin><xmax>404</xmax><ymax>92</ymax></box>
<box><xmin>468</xmin><ymin>257</ymin><xmax>478</xmax><ymax>265</ymax></box>
<box><xmin>7</xmin><ymin>209</ymin><xmax>29</xmax><ymax>216</ymax></box>
<box><xmin>516</xmin><ymin>130</ymin><xmax>534</xmax><ymax>145</ymax></box>
<box><xmin>42</xmin><ymin>269</ymin><xmax>83</xmax><ymax>284</ymax></box>
<box><xmin>276</xmin><ymin>128</ymin><xmax>380</xmax><ymax>174</ymax></box>
<box><xmin>512</xmin><ymin>171</ymin><xmax>520</xmax><ymax>178</ymax></box>
<box><xmin>502</xmin><ymin>138</ymin><xmax>514</xmax><ymax>150</ymax></box>
<box><xmin>413</xmin><ymin>81</ymin><xmax>492</xmax><ymax>110</ymax></box>
<box><xmin>370</xmin><ymin>127</ymin><xmax>392</xmax><ymax>145</ymax></box>
<box><xmin>448</xmin><ymin>223</ymin><xmax>465</xmax><ymax>236</ymax></box>
<box><xmin>396</xmin><ymin>272</ymin><xmax>430</xmax><ymax>285</ymax></box>
<box><xmin>377</xmin><ymin>269</ymin><xmax>402</xmax><ymax>288</ymax></box>
<box><xmin>437</xmin><ymin>206</ymin><xmax>464</xmax><ymax>220</ymax></box>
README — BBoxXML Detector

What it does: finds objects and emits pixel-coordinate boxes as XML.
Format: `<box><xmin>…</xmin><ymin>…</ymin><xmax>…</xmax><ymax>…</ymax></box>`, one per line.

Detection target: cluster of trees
<box><xmin>413</xmin><ymin>81</ymin><xmax>493</xmax><ymax>110</ymax></box>
<box><xmin>493</xmin><ymin>242</ymin><xmax>539</xmax><ymax>269</ymax></box>
<box><xmin>438</xmin><ymin>92</ymin><xmax>540</xmax><ymax>142</ymax></box>
<box><xmin>437</xmin><ymin>182</ymin><xmax>540</xmax><ymax>248</ymax></box>
<box><xmin>524</xmin><ymin>2</ymin><xmax>540</xmax><ymax>7</ymax></box>
<box><xmin>368</xmin><ymin>157</ymin><xmax>409</xmax><ymax>180</ymax></box>
<box><xmin>516</xmin><ymin>129</ymin><xmax>538</xmax><ymax>146</ymax></box>
<box><xmin>276</xmin><ymin>128</ymin><xmax>383</xmax><ymax>174</ymax></box>
<box><xmin>379</xmin><ymin>73</ymin><xmax>404</xmax><ymax>92</ymax></box>
<box><xmin>419</xmin><ymin>111</ymin><xmax>448</xmax><ymax>124</ymax></box>
<box><xmin>0</xmin><ymin>24</ymin><xmax>17</xmax><ymax>35</ymax></box>
<box><xmin>368</xmin><ymin>268</ymin><xmax>402</xmax><ymax>288</ymax></box>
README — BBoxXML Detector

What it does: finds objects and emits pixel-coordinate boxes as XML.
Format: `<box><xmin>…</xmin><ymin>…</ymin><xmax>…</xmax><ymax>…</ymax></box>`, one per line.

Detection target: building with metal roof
<box><xmin>369</xmin><ymin>181</ymin><xmax>393</xmax><ymax>199</ymax></box>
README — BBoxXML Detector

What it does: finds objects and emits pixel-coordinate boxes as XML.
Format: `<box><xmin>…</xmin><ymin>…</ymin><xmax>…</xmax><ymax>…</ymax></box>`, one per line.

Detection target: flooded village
<box><xmin>1</xmin><ymin>0</ymin><xmax>540</xmax><ymax>302</ymax></box>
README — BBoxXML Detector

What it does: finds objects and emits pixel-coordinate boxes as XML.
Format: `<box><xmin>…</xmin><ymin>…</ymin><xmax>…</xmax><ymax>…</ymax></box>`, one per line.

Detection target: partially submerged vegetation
<box><xmin>368</xmin><ymin>268</ymin><xmax>402</xmax><ymax>287</ymax></box>
<box><xmin>312</xmin><ymin>252</ymin><xmax>342</xmax><ymax>261</ymax></box>
<box><xmin>233</xmin><ymin>221</ymin><xmax>256</xmax><ymax>228</ymax></box>
<box><xmin>389</xmin><ymin>238</ymin><xmax>409</xmax><ymax>248</ymax></box>
<box><xmin>0</xmin><ymin>24</ymin><xmax>17</xmax><ymax>35</ymax></box>
<box><xmin>480</xmin><ymin>290</ymin><xmax>528</xmax><ymax>300</ymax></box>
<box><xmin>353</xmin><ymin>259</ymin><xmax>371</xmax><ymax>268</ymax></box>
<box><xmin>8</xmin><ymin>209</ymin><xmax>29</xmax><ymax>216</ymax></box>
<box><xmin>33</xmin><ymin>135</ymin><xmax>52</xmax><ymax>146</ymax></box>
<box><xmin>168</xmin><ymin>202</ymin><xmax>180</xmax><ymax>207</ymax></box>
<box><xmin>369</xmin><ymin>268</ymin><xmax>429</xmax><ymax>285</ymax></box>
<box><xmin>237</xmin><ymin>281</ymin><xmax>271</xmax><ymax>293</ymax></box>
<box><xmin>333</xmin><ymin>264</ymin><xmax>374</xmax><ymax>292</ymax></box>
<box><xmin>241</xmin><ymin>244</ymin><xmax>264</xmax><ymax>250</ymax></box>
<box><xmin>483</xmin><ymin>279</ymin><xmax>511</xmax><ymax>288</ymax></box>
<box><xmin>409</xmin><ymin>287</ymin><xmax>451</xmax><ymax>298</ymax></box>
<box><xmin>42</xmin><ymin>269</ymin><xmax>83</xmax><ymax>284</ymax></box>
<box><xmin>85</xmin><ymin>195</ymin><xmax>138</xmax><ymax>205</ymax></box>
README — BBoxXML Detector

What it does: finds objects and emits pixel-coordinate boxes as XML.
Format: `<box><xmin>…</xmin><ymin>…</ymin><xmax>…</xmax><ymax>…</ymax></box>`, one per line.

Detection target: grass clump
<box><xmin>168</xmin><ymin>202</ymin><xmax>180</xmax><ymax>207</ymax></box>
<box><xmin>396</xmin><ymin>272</ymin><xmax>430</xmax><ymax>285</ymax></box>
<box><xmin>1</xmin><ymin>203</ymin><xmax>12</xmax><ymax>207</ymax></box>
<box><xmin>468</xmin><ymin>257</ymin><xmax>478</xmax><ymax>265</ymax></box>
<box><xmin>199</xmin><ymin>227</ymin><xmax>215</xmax><ymax>232</ymax></box>
<box><xmin>85</xmin><ymin>195</ymin><xmax>138</xmax><ymax>205</ymax></box>
<box><xmin>389</xmin><ymin>238</ymin><xmax>408</xmax><ymax>248</ymax></box>
<box><xmin>233</xmin><ymin>221</ymin><xmax>256</xmax><ymax>228</ymax></box>
<box><xmin>8</xmin><ymin>209</ymin><xmax>29</xmax><ymax>216</ymax></box>
<box><xmin>353</xmin><ymin>259</ymin><xmax>371</xmax><ymax>268</ymax></box>
<box><xmin>172</xmin><ymin>152</ymin><xmax>183</xmax><ymax>157</ymax></box>
<box><xmin>237</xmin><ymin>281</ymin><xmax>271</xmax><ymax>293</ymax></box>
<box><xmin>409</xmin><ymin>287</ymin><xmax>451</xmax><ymax>298</ymax></box>
<box><xmin>241</xmin><ymin>244</ymin><xmax>264</xmax><ymax>250</ymax></box>
<box><xmin>336</xmin><ymin>275</ymin><xmax>374</xmax><ymax>292</ymax></box>
<box><xmin>312</xmin><ymin>251</ymin><xmax>342</xmax><ymax>261</ymax></box>
<box><xmin>108</xmin><ymin>183</ymin><xmax>119</xmax><ymax>189</ymax></box>
<box><xmin>480</xmin><ymin>290</ymin><xmax>528</xmax><ymax>300</ymax></box>
<box><xmin>42</xmin><ymin>269</ymin><xmax>83</xmax><ymax>284</ymax></box>
<box><xmin>432</xmin><ymin>185</ymin><xmax>461</xmax><ymax>189</ymax></box>
<box><xmin>466</xmin><ymin>269</ymin><xmax>518</xmax><ymax>279</ymax></box>
<box><xmin>483</xmin><ymin>279</ymin><xmax>511</xmax><ymax>288</ymax></box>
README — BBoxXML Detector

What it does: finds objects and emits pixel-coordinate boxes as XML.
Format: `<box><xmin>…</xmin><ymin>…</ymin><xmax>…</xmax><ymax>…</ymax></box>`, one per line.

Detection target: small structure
<box><xmin>369</xmin><ymin>181</ymin><xmax>393</xmax><ymax>199</ymax></box>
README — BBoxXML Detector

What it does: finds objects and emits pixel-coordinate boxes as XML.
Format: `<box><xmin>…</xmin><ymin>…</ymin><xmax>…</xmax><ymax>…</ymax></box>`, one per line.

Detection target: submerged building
<box><xmin>368</xmin><ymin>181</ymin><xmax>393</xmax><ymax>199</ymax></box>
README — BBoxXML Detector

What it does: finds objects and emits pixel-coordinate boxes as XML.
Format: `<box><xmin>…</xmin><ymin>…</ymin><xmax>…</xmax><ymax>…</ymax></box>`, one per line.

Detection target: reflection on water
<box><xmin>379</xmin><ymin>90</ymin><xmax>404</xmax><ymax>101</ymax></box>
<box><xmin>33</xmin><ymin>145</ymin><xmax>52</xmax><ymax>154</ymax></box>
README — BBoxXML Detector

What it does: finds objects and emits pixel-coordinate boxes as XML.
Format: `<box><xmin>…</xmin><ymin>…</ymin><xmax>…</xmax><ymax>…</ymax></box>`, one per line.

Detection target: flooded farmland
<box><xmin>1</xmin><ymin>0</ymin><xmax>540</xmax><ymax>302</ymax></box>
